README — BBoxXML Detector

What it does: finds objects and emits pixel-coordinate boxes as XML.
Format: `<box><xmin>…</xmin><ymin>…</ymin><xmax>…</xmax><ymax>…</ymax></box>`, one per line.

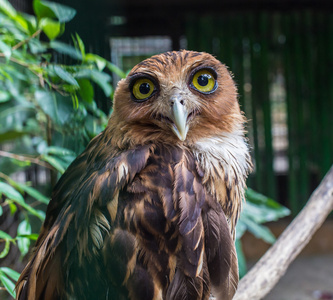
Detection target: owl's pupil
<box><xmin>139</xmin><ymin>83</ymin><xmax>151</xmax><ymax>94</ymax></box>
<box><xmin>197</xmin><ymin>74</ymin><xmax>209</xmax><ymax>86</ymax></box>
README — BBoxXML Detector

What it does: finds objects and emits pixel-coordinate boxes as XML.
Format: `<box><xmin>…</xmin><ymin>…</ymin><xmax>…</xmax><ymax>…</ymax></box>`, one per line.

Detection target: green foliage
<box><xmin>0</xmin><ymin>0</ymin><xmax>289</xmax><ymax>297</ymax></box>
<box><xmin>235</xmin><ymin>189</ymin><xmax>290</xmax><ymax>277</ymax></box>
<box><xmin>0</xmin><ymin>0</ymin><xmax>125</xmax><ymax>297</ymax></box>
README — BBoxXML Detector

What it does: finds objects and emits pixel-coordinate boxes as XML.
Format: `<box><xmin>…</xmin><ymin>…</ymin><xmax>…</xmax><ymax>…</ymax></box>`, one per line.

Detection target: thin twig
<box><xmin>12</xmin><ymin>29</ymin><xmax>43</xmax><ymax>51</ymax></box>
<box><xmin>0</xmin><ymin>150</ymin><xmax>53</xmax><ymax>170</ymax></box>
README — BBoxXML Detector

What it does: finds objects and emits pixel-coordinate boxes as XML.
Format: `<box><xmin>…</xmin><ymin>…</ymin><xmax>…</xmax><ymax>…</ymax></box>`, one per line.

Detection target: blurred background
<box><xmin>1</xmin><ymin>0</ymin><xmax>333</xmax><ymax>299</ymax></box>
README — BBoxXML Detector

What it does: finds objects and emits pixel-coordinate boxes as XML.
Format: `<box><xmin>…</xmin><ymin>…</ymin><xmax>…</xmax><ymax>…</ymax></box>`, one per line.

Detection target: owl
<box><xmin>16</xmin><ymin>51</ymin><xmax>251</xmax><ymax>300</ymax></box>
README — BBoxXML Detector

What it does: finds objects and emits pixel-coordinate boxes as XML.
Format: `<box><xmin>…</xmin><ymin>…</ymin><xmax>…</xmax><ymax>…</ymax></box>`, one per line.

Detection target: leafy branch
<box><xmin>0</xmin><ymin>1</ymin><xmax>116</xmax><ymax>297</ymax></box>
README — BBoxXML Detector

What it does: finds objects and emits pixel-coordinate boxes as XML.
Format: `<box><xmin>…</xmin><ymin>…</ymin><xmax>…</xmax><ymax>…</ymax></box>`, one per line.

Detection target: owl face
<box><xmin>112</xmin><ymin>51</ymin><xmax>242</xmax><ymax>144</ymax></box>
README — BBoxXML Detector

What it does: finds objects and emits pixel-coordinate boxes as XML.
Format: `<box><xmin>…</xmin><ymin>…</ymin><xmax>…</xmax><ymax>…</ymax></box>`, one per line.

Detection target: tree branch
<box><xmin>232</xmin><ymin>165</ymin><xmax>333</xmax><ymax>300</ymax></box>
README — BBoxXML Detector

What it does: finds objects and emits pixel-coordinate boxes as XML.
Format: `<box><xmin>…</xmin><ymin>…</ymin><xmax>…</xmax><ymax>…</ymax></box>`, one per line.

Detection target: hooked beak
<box><xmin>170</xmin><ymin>96</ymin><xmax>189</xmax><ymax>141</ymax></box>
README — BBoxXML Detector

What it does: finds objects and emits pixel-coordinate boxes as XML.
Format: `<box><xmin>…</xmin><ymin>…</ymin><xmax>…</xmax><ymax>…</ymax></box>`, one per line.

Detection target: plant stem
<box><xmin>12</xmin><ymin>29</ymin><xmax>43</xmax><ymax>51</ymax></box>
<box><xmin>0</xmin><ymin>150</ymin><xmax>53</xmax><ymax>170</ymax></box>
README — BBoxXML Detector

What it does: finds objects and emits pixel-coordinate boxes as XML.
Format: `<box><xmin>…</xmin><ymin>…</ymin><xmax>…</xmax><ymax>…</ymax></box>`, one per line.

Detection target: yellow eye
<box><xmin>191</xmin><ymin>69</ymin><xmax>216</xmax><ymax>93</ymax></box>
<box><xmin>132</xmin><ymin>78</ymin><xmax>155</xmax><ymax>101</ymax></box>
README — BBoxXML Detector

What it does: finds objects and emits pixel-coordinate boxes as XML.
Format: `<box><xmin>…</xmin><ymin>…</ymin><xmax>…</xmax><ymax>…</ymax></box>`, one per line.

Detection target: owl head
<box><xmin>109</xmin><ymin>50</ymin><xmax>244</xmax><ymax>146</ymax></box>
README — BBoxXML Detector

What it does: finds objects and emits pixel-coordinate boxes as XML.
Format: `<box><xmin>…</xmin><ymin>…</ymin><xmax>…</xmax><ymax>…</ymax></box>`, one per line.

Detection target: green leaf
<box><xmin>235</xmin><ymin>218</ymin><xmax>247</xmax><ymax>240</ymax></box>
<box><xmin>54</xmin><ymin>65</ymin><xmax>79</xmax><ymax>87</ymax></box>
<box><xmin>14</xmin><ymin>182</ymin><xmax>49</xmax><ymax>204</ymax></box>
<box><xmin>243</xmin><ymin>201</ymin><xmax>289</xmax><ymax>224</ymax></box>
<box><xmin>17</xmin><ymin>233</ymin><xmax>39</xmax><ymax>240</ymax></box>
<box><xmin>0</xmin><ymin>183</ymin><xmax>45</xmax><ymax>220</ymax></box>
<box><xmin>106</xmin><ymin>61</ymin><xmax>127</xmax><ymax>78</ymax></box>
<box><xmin>0</xmin><ymin>0</ymin><xmax>17</xmax><ymax>18</ymax></box>
<box><xmin>235</xmin><ymin>239</ymin><xmax>247</xmax><ymax>278</ymax></box>
<box><xmin>78</xmin><ymin>79</ymin><xmax>94</xmax><ymax>104</ymax></box>
<box><xmin>34</xmin><ymin>90</ymin><xmax>59</xmax><ymax>123</ymax></box>
<box><xmin>0</xmin><ymin>239</ymin><xmax>10</xmax><ymax>259</ymax></box>
<box><xmin>50</xmin><ymin>40</ymin><xmax>82</xmax><ymax>60</ymax></box>
<box><xmin>41</xmin><ymin>154</ymin><xmax>65</xmax><ymax>173</ymax></box>
<box><xmin>85</xmin><ymin>53</ymin><xmax>106</xmax><ymax>71</ymax></box>
<box><xmin>244</xmin><ymin>188</ymin><xmax>290</xmax><ymax>223</ymax></box>
<box><xmin>17</xmin><ymin>220</ymin><xmax>31</xmax><ymax>256</ymax></box>
<box><xmin>8</xmin><ymin>202</ymin><xmax>17</xmax><ymax>215</ymax></box>
<box><xmin>0</xmin><ymin>182</ymin><xmax>24</xmax><ymax>204</ymax></box>
<box><xmin>28</xmin><ymin>37</ymin><xmax>47</xmax><ymax>54</ymax></box>
<box><xmin>54</xmin><ymin>94</ymin><xmax>75</xmax><ymax>125</ymax></box>
<box><xmin>39</xmin><ymin>17</ymin><xmax>61</xmax><ymax>40</ymax></box>
<box><xmin>44</xmin><ymin>146</ymin><xmax>76</xmax><ymax>157</ymax></box>
<box><xmin>75</xmin><ymin>69</ymin><xmax>112</xmax><ymax>96</ymax></box>
<box><xmin>13</xmin><ymin>14</ymin><xmax>30</xmax><ymax>32</ymax></box>
<box><xmin>0</xmin><ymin>39</ymin><xmax>12</xmax><ymax>60</ymax></box>
<box><xmin>241</xmin><ymin>217</ymin><xmax>276</xmax><ymax>244</ymax></box>
<box><xmin>0</xmin><ymin>105</ymin><xmax>36</xmax><ymax>138</ymax></box>
<box><xmin>0</xmin><ymin>267</ymin><xmax>20</xmax><ymax>281</ymax></box>
<box><xmin>0</xmin><ymin>90</ymin><xmax>11</xmax><ymax>103</ymax></box>
<box><xmin>0</xmin><ymin>272</ymin><xmax>16</xmax><ymax>298</ymax></box>
<box><xmin>14</xmin><ymin>200</ymin><xmax>45</xmax><ymax>220</ymax></box>
<box><xmin>73</xmin><ymin>33</ymin><xmax>85</xmax><ymax>59</ymax></box>
<box><xmin>33</xmin><ymin>0</ymin><xmax>76</xmax><ymax>23</ymax></box>
<box><xmin>11</xmin><ymin>159</ymin><xmax>32</xmax><ymax>168</ymax></box>
<box><xmin>0</xmin><ymin>230</ymin><xmax>13</xmax><ymax>240</ymax></box>
<box><xmin>0</xmin><ymin>0</ymin><xmax>29</xmax><ymax>32</ymax></box>
<box><xmin>0</xmin><ymin>206</ymin><xmax>2</xmax><ymax>216</ymax></box>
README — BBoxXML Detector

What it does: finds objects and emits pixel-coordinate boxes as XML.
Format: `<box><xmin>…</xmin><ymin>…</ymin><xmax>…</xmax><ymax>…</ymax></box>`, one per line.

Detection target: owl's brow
<box><xmin>132</xmin><ymin>59</ymin><xmax>164</xmax><ymax>73</ymax></box>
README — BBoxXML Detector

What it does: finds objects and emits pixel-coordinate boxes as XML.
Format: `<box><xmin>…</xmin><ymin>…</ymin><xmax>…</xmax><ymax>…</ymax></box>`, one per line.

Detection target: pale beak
<box><xmin>170</xmin><ymin>97</ymin><xmax>189</xmax><ymax>141</ymax></box>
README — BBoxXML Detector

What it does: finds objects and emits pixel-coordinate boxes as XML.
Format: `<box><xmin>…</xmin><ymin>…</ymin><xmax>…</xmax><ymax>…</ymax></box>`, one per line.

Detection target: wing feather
<box><xmin>16</xmin><ymin>132</ymin><xmax>153</xmax><ymax>300</ymax></box>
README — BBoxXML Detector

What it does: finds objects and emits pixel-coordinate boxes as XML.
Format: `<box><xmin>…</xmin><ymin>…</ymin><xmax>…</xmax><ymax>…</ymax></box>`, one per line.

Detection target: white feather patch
<box><xmin>193</xmin><ymin>130</ymin><xmax>251</xmax><ymax>184</ymax></box>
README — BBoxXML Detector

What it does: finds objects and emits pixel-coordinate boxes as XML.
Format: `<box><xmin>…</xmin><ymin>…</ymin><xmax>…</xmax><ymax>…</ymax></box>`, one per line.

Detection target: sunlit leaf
<box><xmin>0</xmin><ymin>239</ymin><xmax>10</xmax><ymax>259</ymax></box>
<box><xmin>0</xmin><ymin>267</ymin><xmax>20</xmax><ymax>281</ymax></box>
<box><xmin>0</xmin><ymin>230</ymin><xmax>13</xmax><ymax>240</ymax></box>
<box><xmin>39</xmin><ymin>17</ymin><xmax>61</xmax><ymax>40</ymax></box>
<box><xmin>0</xmin><ymin>182</ymin><xmax>24</xmax><ymax>203</ymax></box>
<box><xmin>44</xmin><ymin>146</ymin><xmax>76</xmax><ymax>157</ymax></box>
<box><xmin>0</xmin><ymin>0</ymin><xmax>17</xmax><ymax>19</ymax></box>
<box><xmin>0</xmin><ymin>272</ymin><xmax>16</xmax><ymax>298</ymax></box>
<box><xmin>14</xmin><ymin>182</ymin><xmax>49</xmax><ymax>204</ymax></box>
<box><xmin>17</xmin><ymin>233</ymin><xmax>39</xmax><ymax>240</ymax></box>
<box><xmin>17</xmin><ymin>220</ymin><xmax>31</xmax><ymax>256</ymax></box>
<box><xmin>41</xmin><ymin>154</ymin><xmax>65</xmax><ymax>174</ymax></box>
<box><xmin>73</xmin><ymin>33</ymin><xmax>85</xmax><ymax>59</ymax></box>
<box><xmin>85</xmin><ymin>53</ymin><xmax>106</xmax><ymax>71</ymax></box>
<box><xmin>0</xmin><ymin>183</ymin><xmax>45</xmax><ymax>220</ymax></box>
<box><xmin>14</xmin><ymin>200</ymin><xmax>45</xmax><ymax>220</ymax></box>
<box><xmin>8</xmin><ymin>202</ymin><xmax>17</xmax><ymax>215</ymax></box>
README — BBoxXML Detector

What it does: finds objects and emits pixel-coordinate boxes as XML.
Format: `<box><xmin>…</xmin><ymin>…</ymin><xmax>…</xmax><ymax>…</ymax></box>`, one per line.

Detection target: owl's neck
<box><xmin>191</xmin><ymin>129</ymin><xmax>252</xmax><ymax>230</ymax></box>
